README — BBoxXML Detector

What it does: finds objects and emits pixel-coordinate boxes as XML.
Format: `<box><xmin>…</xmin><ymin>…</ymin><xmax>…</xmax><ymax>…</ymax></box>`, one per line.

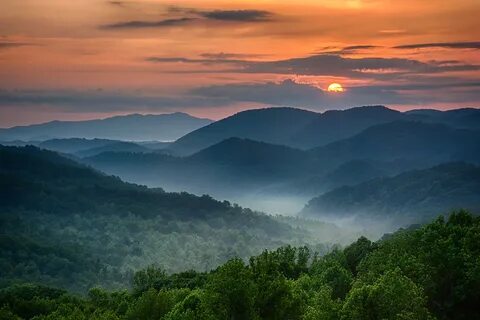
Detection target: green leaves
<box><xmin>1</xmin><ymin>212</ymin><xmax>479</xmax><ymax>320</ymax></box>
<box><xmin>342</xmin><ymin>269</ymin><xmax>433</xmax><ymax>320</ymax></box>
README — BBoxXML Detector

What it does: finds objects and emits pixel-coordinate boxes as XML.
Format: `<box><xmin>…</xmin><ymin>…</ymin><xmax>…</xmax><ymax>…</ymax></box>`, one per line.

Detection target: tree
<box><xmin>203</xmin><ymin>258</ymin><xmax>256</xmax><ymax>320</ymax></box>
<box><xmin>341</xmin><ymin>269</ymin><xmax>434</xmax><ymax>320</ymax></box>
<box><xmin>343</xmin><ymin>236</ymin><xmax>374</xmax><ymax>275</ymax></box>
<box><xmin>132</xmin><ymin>266</ymin><xmax>168</xmax><ymax>295</ymax></box>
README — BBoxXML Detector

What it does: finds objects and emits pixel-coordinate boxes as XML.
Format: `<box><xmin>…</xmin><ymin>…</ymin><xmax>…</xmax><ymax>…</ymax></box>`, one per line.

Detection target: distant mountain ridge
<box><xmin>301</xmin><ymin>162</ymin><xmax>480</xmax><ymax>222</ymax></box>
<box><xmin>83</xmin><ymin>119</ymin><xmax>480</xmax><ymax>214</ymax></box>
<box><xmin>35</xmin><ymin>138</ymin><xmax>152</xmax><ymax>157</ymax></box>
<box><xmin>309</xmin><ymin>120</ymin><xmax>480</xmax><ymax>171</ymax></box>
<box><xmin>167</xmin><ymin>107</ymin><xmax>318</xmax><ymax>156</ymax></box>
<box><xmin>292</xmin><ymin>105</ymin><xmax>404</xmax><ymax>148</ymax></box>
<box><xmin>0</xmin><ymin>112</ymin><xmax>213</xmax><ymax>142</ymax></box>
<box><xmin>83</xmin><ymin>138</ymin><xmax>321</xmax><ymax>199</ymax></box>
<box><xmin>167</xmin><ymin>106</ymin><xmax>480</xmax><ymax>155</ymax></box>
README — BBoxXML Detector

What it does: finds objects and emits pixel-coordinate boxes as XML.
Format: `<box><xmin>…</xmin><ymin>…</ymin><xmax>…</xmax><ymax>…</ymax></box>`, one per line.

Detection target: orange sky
<box><xmin>1</xmin><ymin>0</ymin><xmax>479</xmax><ymax>126</ymax></box>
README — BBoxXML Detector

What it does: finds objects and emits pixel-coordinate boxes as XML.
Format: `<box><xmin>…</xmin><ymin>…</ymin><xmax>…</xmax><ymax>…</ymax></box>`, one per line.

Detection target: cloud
<box><xmin>343</xmin><ymin>45</ymin><xmax>379</xmax><ymax>51</ymax></box>
<box><xmin>100</xmin><ymin>17</ymin><xmax>195</xmax><ymax>29</ymax></box>
<box><xmin>0</xmin><ymin>41</ymin><xmax>32</xmax><ymax>49</ymax></box>
<box><xmin>200</xmin><ymin>52</ymin><xmax>268</xmax><ymax>59</ymax></box>
<box><xmin>316</xmin><ymin>45</ymin><xmax>380</xmax><ymax>55</ymax></box>
<box><xmin>101</xmin><ymin>7</ymin><xmax>275</xmax><ymax>30</ymax></box>
<box><xmin>191</xmin><ymin>79</ymin><xmax>325</xmax><ymax>108</ymax></box>
<box><xmin>107</xmin><ymin>1</ymin><xmax>125</xmax><ymax>7</ymax></box>
<box><xmin>200</xmin><ymin>10</ymin><xmax>272</xmax><ymax>22</ymax></box>
<box><xmin>379</xmin><ymin>29</ymin><xmax>407</xmax><ymax>34</ymax></box>
<box><xmin>0</xmin><ymin>90</ymin><xmax>228</xmax><ymax>113</ymax></box>
<box><xmin>147</xmin><ymin>53</ymin><xmax>480</xmax><ymax>79</ymax></box>
<box><xmin>191</xmin><ymin>79</ymin><xmax>480</xmax><ymax>109</ymax></box>
<box><xmin>394</xmin><ymin>41</ymin><xmax>480</xmax><ymax>50</ymax></box>
<box><xmin>1</xmin><ymin>80</ymin><xmax>479</xmax><ymax>115</ymax></box>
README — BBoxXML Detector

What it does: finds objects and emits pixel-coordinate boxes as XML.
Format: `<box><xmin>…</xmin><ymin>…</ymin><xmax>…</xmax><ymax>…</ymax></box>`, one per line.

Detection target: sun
<box><xmin>327</xmin><ymin>83</ymin><xmax>345</xmax><ymax>93</ymax></box>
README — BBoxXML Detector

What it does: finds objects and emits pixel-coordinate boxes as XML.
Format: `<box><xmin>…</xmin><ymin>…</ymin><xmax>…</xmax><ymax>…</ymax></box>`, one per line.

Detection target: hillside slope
<box><xmin>0</xmin><ymin>145</ymin><xmax>315</xmax><ymax>291</ymax></box>
<box><xmin>310</xmin><ymin>120</ymin><xmax>480</xmax><ymax>171</ymax></box>
<box><xmin>167</xmin><ymin>107</ymin><xmax>318</xmax><ymax>156</ymax></box>
<box><xmin>301</xmin><ymin>162</ymin><xmax>480</xmax><ymax>222</ymax></box>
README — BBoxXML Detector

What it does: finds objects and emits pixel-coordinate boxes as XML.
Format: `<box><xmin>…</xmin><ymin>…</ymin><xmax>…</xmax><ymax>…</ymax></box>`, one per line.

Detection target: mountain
<box><xmin>0</xmin><ymin>112</ymin><xmax>213</xmax><ymax>142</ymax></box>
<box><xmin>139</xmin><ymin>141</ymin><xmax>172</xmax><ymax>150</ymax></box>
<box><xmin>310</xmin><ymin>120</ymin><xmax>480</xmax><ymax>172</ymax></box>
<box><xmin>0</xmin><ymin>145</ymin><xmax>253</xmax><ymax>219</ymax></box>
<box><xmin>189</xmin><ymin>137</ymin><xmax>308</xmax><ymax>168</ymax></box>
<box><xmin>74</xmin><ymin>141</ymin><xmax>151</xmax><ymax>158</ymax></box>
<box><xmin>301</xmin><ymin>162</ymin><xmax>480</xmax><ymax>223</ymax></box>
<box><xmin>84</xmin><ymin>138</ymin><xmax>320</xmax><ymax>197</ymax></box>
<box><xmin>37</xmin><ymin>138</ymin><xmax>152</xmax><ymax>157</ymax></box>
<box><xmin>0</xmin><ymin>145</ymin><xmax>319</xmax><ymax>291</ymax></box>
<box><xmin>37</xmin><ymin>138</ymin><xmax>119</xmax><ymax>153</ymax></box>
<box><xmin>292</xmin><ymin>105</ymin><xmax>405</xmax><ymax>149</ymax></box>
<box><xmin>406</xmin><ymin>108</ymin><xmax>480</xmax><ymax>130</ymax></box>
<box><xmin>268</xmin><ymin>159</ymin><xmax>409</xmax><ymax>197</ymax></box>
<box><xmin>84</xmin><ymin>121</ymin><xmax>480</xmax><ymax>213</ymax></box>
<box><xmin>167</xmin><ymin>106</ymin><xmax>480</xmax><ymax>156</ymax></box>
<box><xmin>167</xmin><ymin>107</ymin><xmax>319</xmax><ymax>156</ymax></box>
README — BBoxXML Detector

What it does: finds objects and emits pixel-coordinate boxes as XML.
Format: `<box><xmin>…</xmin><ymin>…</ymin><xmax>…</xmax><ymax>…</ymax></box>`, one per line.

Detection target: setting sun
<box><xmin>327</xmin><ymin>83</ymin><xmax>345</xmax><ymax>93</ymax></box>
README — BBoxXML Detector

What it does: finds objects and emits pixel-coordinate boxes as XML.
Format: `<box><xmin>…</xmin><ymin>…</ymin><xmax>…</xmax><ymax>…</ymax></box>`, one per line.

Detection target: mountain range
<box><xmin>166</xmin><ymin>106</ymin><xmax>480</xmax><ymax>155</ymax></box>
<box><xmin>3</xmin><ymin>105</ymin><xmax>479</xmax><ymax>220</ymax></box>
<box><xmin>0</xmin><ymin>112</ymin><xmax>213</xmax><ymax>142</ymax></box>
<box><xmin>301</xmin><ymin>162</ymin><xmax>480</xmax><ymax>224</ymax></box>
<box><xmin>83</xmin><ymin>113</ymin><xmax>480</xmax><ymax>213</ymax></box>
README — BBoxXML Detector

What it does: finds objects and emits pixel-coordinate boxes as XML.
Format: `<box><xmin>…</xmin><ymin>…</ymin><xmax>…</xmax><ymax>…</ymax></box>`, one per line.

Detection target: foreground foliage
<box><xmin>1</xmin><ymin>211</ymin><xmax>478</xmax><ymax>320</ymax></box>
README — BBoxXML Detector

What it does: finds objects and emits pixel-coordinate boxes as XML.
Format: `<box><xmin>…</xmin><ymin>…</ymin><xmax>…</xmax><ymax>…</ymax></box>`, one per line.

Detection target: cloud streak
<box><xmin>316</xmin><ymin>45</ymin><xmax>381</xmax><ymax>55</ymax></box>
<box><xmin>394</xmin><ymin>41</ymin><xmax>480</xmax><ymax>50</ymax></box>
<box><xmin>191</xmin><ymin>79</ymin><xmax>325</xmax><ymax>108</ymax></box>
<box><xmin>191</xmin><ymin>79</ymin><xmax>480</xmax><ymax>109</ymax></box>
<box><xmin>101</xmin><ymin>8</ymin><xmax>275</xmax><ymax>30</ymax></box>
<box><xmin>0</xmin><ymin>41</ymin><xmax>32</xmax><ymax>49</ymax></box>
<box><xmin>0</xmin><ymin>90</ymin><xmax>228</xmax><ymax>113</ymax></box>
<box><xmin>200</xmin><ymin>10</ymin><xmax>272</xmax><ymax>22</ymax></box>
<box><xmin>1</xmin><ymin>79</ymin><xmax>479</xmax><ymax>115</ymax></box>
<box><xmin>100</xmin><ymin>17</ymin><xmax>195</xmax><ymax>29</ymax></box>
<box><xmin>147</xmin><ymin>53</ymin><xmax>480</xmax><ymax>80</ymax></box>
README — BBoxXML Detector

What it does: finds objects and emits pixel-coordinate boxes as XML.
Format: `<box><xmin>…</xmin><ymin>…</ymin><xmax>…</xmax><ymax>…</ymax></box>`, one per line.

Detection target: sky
<box><xmin>0</xmin><ymin>0</ymin><xmax>479</xmax><ymax>127</ymax></box>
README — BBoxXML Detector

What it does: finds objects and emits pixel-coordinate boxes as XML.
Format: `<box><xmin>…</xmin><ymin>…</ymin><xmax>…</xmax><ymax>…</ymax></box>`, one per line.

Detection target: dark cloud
<box><xmin>147</xmin><ymin>53</ymin><xmax>480</xmax><ymax>79</ymax></box>
<box><xmin>200</xmin><ymin>52</ymin><xmax>268</xmax><ymax>59</ymax></box>
<box><xmin>145</xmin><ymin>56</ymin><xmax>244</xmax><ymax>64</ymax></box>
<box><xmin>200</xmin><ymin>10</ymin><xmax>272</xmax><ymax>22</ymax></box>
<box><xmin>107</xmin><ymin>1</ymin><xmax>125</xmax><ymax>7</ymax></box>
<box><xmin>1</xmin><ymin>79</ymin><xmax>479</xmax><ymax>114</ymax></box>
<box><xmin>101</xmin><ymin>7</ymin><xmax>274</xmax><ymax>30</ymax></box>
<box><xmin>316</xmin><ymin>45</ymin><xmax>380</xmax><ymax>55</ymax></box>
<box><xmin>0</xmin><ymin>90</ymin><xmax>228</xmax><ymax>112</ymax></box>
<box><xmin>191</xmin><ymin>79</ymin><xmax>480</xmax><ymax>109</ymax></box>
<box><xmin>394</xmin><ymin>41</ymin><xmax>480</xmax><ymax>50</ymax></box>
<box><xmin>0</xmin><ymin>41</ymin><xmax>32</xmax><ymax>49</ymax></box>
<box><xmin>100</xmin><ymin>17</ymin><xmax>195</xmax><ymax>29</ymax></box>
<box><xmin>343</xmin><ymin>45</ymin><xmax>379</xmax><ymax>51</ymax></box>
<box><xmin>191</xmin><ymin>79</ymin><xmax>325</xmax><ymax>108</ymax></box>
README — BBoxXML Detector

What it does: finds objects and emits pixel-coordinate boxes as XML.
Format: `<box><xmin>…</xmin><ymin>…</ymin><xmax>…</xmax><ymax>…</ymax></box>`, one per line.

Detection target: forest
<box><xmin>0</xmin><ymin>146</ymin><xmax>339</xmax><ymax>293</ymax></box>
<box><xmin>1</xmin><ymin>112</ymin><xmax>480</xmax><ymax>319</ymax></box>
<box><xmin>1</xmin><ymin>211</ymin><xmax>478</xmax><ymax>320</ymax></box>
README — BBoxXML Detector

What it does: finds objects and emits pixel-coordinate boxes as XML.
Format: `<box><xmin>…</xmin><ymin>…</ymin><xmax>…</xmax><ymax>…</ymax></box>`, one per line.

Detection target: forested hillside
<box><xmin>302</xmin><ymin>162</ymin><xmax>480</xmax><ymax>223</ymax></box>
<box><xmin>1</xmin><ymin>211</ymin><xmax>478</xmax><ymax>320</ymax></box>
<box><xmin>0</xmin><ymin>146</ymin><xmax>339</xmax><ymax>293</ymax></box>
<box><xmin>83</xmin><ymin>118</ymin><xmax>480</xmax><ymax>214</ymax></box>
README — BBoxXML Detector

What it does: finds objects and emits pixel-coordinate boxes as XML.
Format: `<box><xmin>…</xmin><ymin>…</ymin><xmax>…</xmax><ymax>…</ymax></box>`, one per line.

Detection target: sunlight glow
<box><xmin>327</xmin><ymin>83</ymin><xmax>345</xmax><ymax>92</ymax></box>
